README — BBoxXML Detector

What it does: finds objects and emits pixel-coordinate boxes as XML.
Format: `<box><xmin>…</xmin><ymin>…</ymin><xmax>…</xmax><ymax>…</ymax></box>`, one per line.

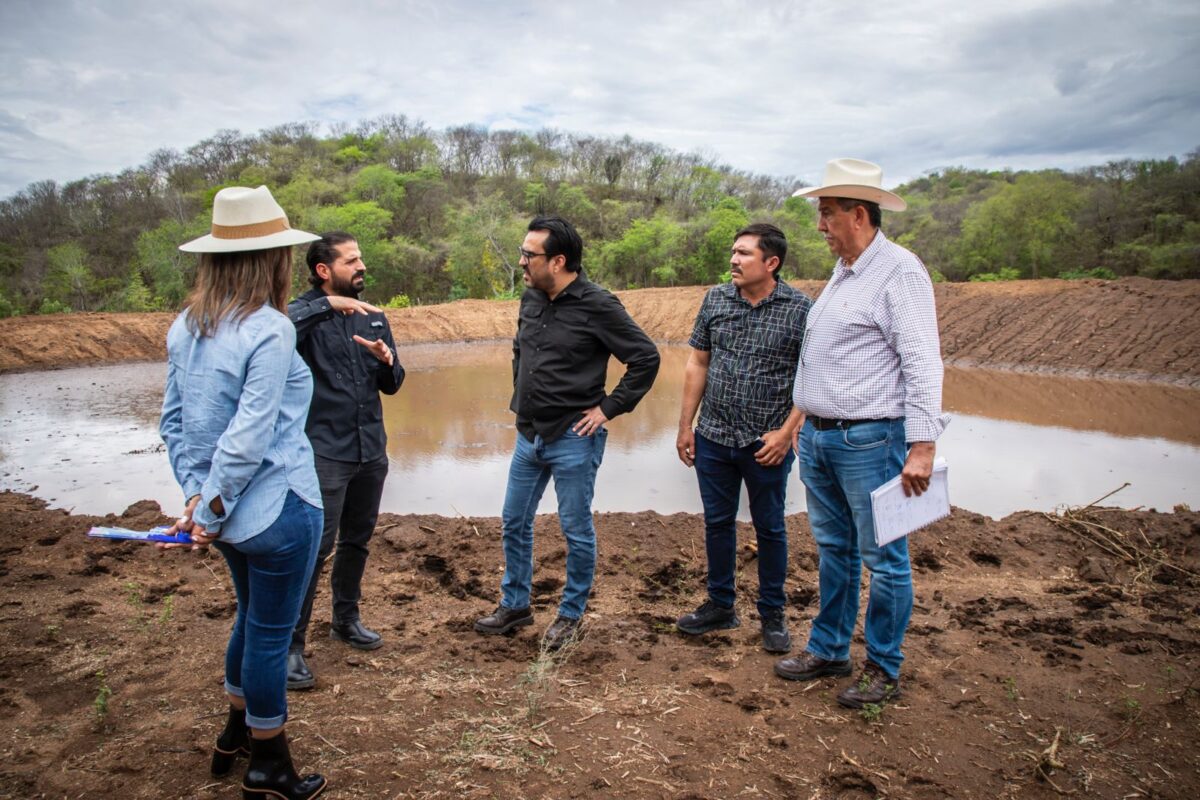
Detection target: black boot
<box><xmin>242</xmin><ymin>729</ymin><xmax>326</xmax><ymax>800</ymax></box>
<box><xmin>210</xmin><ymin>705</ymin><xmax>249</xmax><ymax>777</ymax></box>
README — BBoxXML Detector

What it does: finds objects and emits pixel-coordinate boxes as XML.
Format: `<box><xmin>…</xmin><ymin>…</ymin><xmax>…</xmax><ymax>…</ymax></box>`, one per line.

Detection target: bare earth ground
<box><xmin>0</xmin><ymin>493</ymin><xmax>1197</xmax><ymax>799</ymax></box>
<box><xmin>2</xmin><ymin>278</ymin><xmax>1199</xmax><ymax>384</ymax></box>
<box><xmin>1</xmin><ymin>278</ymin><xmax>1199</xmax><ymax>799</ymax></box>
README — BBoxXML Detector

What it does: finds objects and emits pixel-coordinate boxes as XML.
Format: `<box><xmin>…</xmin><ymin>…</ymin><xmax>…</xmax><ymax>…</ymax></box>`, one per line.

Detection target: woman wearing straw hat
<box><xmin>158</xmin><ymin>185</ymin><xmax>327</xmax><ymax>799</ymax></box>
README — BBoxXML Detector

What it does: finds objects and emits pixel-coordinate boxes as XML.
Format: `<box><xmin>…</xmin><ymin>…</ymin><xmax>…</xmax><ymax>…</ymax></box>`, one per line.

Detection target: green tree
<box><xmin>958</xmin><ymin>172</ymin><xmax>1086</xmax><ymax>279</ymax></box>
<box><xmin>43</xmin><ymin>242</ymin><xmax>97</xmax><ymax>310</ymax></box>
<box><xmin>688</xmin><ymin>197</ymin><xmax>749</xmax><ymax>284</ymax></box>
<box><xmin>598</xmin><ymin>215</ymin><xmax>686</xmax><ymax>288</ymax></box>
<box><xmin>136</xmin><ymin>215</ymin><xmax>209</xmax><ymax>308</ymax></box>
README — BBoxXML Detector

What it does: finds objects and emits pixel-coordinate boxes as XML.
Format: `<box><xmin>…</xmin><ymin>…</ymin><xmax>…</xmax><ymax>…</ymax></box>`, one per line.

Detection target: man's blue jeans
<box><xmin>693</xmin><ymin>431</ymin><xmax>794</xmax><ymax>617</ymax></box>
<box><xmin>213</xmin><ymin>491</ymin><xmax>321</xmax><ymax>729</ymax></box>
<box><xmin>500</xmin><ymin>427</ymin><xmax>607</xmax><ymax>621</ymax></box>
<box><xmin>798</xmin><ymin>418</ymin><xmax>913</xmax><ymax>679</ymax></box>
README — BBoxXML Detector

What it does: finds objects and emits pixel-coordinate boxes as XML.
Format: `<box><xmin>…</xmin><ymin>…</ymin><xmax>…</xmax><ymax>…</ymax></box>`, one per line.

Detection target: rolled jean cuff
<box><xmin>245</xmin><ymin>709</ymin><xmax>287</xmax><ymax>730</ymax></box>
<box><xmin>224</xmin><ymin>680</ymin><xmax>245</xmax><ymax>698</ymax></box>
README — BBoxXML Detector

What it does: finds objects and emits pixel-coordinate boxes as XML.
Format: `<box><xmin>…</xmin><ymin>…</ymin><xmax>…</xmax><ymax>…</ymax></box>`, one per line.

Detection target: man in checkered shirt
<box><xmin>774</xmin><ymin>159</ymin><xmax>948</xmax><ymax>710</ymax></box>
<box><xmin>675</xmin><ymin>223</ymin><xmax>812</xmax><ymax>653</ymax></box>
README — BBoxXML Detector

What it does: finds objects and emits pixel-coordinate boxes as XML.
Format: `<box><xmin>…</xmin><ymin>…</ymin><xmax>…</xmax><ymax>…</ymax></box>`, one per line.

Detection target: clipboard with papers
<box><xmin>869</xmin><ymin>458</ymin><xmax>950</xmax><ymax>546</ymax></box>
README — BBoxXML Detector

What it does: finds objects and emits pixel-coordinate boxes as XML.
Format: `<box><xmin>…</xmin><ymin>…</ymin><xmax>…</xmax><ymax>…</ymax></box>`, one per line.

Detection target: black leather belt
<box><xmin>807</xmin><ymin>416</ymin><xmax>896</xmax><ymax>431</ymax></box>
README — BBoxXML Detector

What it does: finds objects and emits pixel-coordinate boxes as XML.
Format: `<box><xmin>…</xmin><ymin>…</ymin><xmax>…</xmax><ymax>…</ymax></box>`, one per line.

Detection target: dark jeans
<box><xmin>213</xmin><ymin>491</ymin><xmax>322</xmax><ymax>729</ymax></box>
<box><xmin>693</xmin><ymin>431</ymin><xmax>794</xmax><ymax>617</ymax></box>
<box><xmin>291</xmin><ymin>454</ymin><xmax>389</xmax><ymax>650</ymax></box>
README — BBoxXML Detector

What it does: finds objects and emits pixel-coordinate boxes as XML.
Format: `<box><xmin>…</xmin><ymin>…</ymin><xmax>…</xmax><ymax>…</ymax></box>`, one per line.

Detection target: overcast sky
<box><xmin>1</xmin><ymin>0</ymin><xmax>1196</xmax><ymax>199</ymax></box>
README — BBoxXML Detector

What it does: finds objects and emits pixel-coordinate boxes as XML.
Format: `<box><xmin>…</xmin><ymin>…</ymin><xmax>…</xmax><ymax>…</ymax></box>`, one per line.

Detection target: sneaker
<box><xmin>675</xmin><ymin>600</ymin><xmax>740</xmax><ymax>635</ymax></box>
<box><xmin>542</xmin><ymin>616</ymin><xmax>580</xmax><ymax>652</ymax></box>
<box><xmin>774</xmin><ymin>652</ymin><xmax>853</xmax><ymax>682</ymax></box>
<box><xmin>837</xmin><ymin>661</ymin><xmax>902</xmax><ymax>709</ymax></box>
<box><xmin>760</xmin><ymin>609</ymin><xmax>792</xmax><ymax>654</ymax></box>
<box><xmin>474</xmin><ymin>605</ymin><xmax>534</xmax><ymax>635</ymax></box>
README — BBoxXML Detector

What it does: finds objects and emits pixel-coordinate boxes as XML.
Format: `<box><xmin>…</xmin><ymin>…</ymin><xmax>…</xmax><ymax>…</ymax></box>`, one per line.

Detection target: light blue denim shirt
<box><xmin>160</xmin><ymin>305</ymin><xmax>322</xmax><ymax>544</ymax></box>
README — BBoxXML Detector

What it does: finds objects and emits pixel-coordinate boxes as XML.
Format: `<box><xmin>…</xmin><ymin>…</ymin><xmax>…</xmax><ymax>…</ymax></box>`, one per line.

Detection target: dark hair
<box><xmin>834</xmin><ymin>198</ymin><xmax>882</xmax><ymax>228</ymax></box>
<box><xmin>306</xmin><ymin>231</ymin><xmax>358</xmax><ymax>287</ymax></box>
<box><xmin>528</xmin><ymin>215</ymin><xmax>583</xmax><ymax>273</ymax></box>
<box><xmin>184</xmin><ymin>247</ymin><xmax>292</xmax><ymax>337</ymax></box>
<box><xmin>734</xmin><ymin>222</ymin><xmax>788</xmax><ymax>277</ymax></box>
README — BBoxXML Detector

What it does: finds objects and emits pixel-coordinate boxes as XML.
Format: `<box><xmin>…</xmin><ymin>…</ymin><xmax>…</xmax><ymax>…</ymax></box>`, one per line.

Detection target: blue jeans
<box><xmin>798</xmin><ymin>418</ymin><xmax>912</xmax><ymax>679</ymax></box>
<box><xmin>694</xmin><ymin>431</ymin><xmax>794</xmax><ymax>616</ymax></box>
<box><xmin>500</xmin><ymin>427</ymin><xmax>607</xmax><ymax>620</ymax></box>
<box><xmin>213</xmin><ymin>491</ymin><xmax>321</xmax><ymax>729</ymax></box>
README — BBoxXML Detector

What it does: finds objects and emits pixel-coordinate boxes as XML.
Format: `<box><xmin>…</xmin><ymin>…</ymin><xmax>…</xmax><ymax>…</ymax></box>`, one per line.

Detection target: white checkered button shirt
<box><xmin>793</xmin><ymin>230</ymin><xmax>949</xmax><ymax>443</ymax></box>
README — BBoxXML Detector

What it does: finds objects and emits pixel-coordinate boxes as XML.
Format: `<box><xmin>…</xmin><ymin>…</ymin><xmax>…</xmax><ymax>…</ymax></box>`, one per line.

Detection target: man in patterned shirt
<box><xmin>675</xmin><ymin>223</ymin><xmax>811</xmax><ymax>653</ymax></box>
<box><xmin>775</xmin><ymin>159</ymin><xmax>948</xmax><ymax>709</ymax></box>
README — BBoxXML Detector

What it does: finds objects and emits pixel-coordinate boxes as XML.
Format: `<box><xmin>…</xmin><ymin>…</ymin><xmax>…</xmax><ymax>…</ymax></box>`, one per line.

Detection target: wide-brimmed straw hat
<box><xmin>792</xmin><ymin>158</ymin><xmax>907</xmax><ymax>212</ymax></box>
<box><xmin>179</xmin><ymin>185</ymin><xmax>319</xmax><ymax>253</ymax></box>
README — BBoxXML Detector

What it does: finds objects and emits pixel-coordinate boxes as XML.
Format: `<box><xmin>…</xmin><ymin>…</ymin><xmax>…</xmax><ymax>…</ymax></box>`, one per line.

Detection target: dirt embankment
<box><xmin>1</xmin><ymin>492</ymin><xmax>1197</xmax><ymax>798</ymax></box>
<box><xmin>2</xmin><ymin>278</ymin><xmax>1198</xmax><ymax>383</ymax></box>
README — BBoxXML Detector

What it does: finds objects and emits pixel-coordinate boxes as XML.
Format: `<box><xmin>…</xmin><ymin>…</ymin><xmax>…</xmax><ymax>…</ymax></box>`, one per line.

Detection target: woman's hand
<box><xmin>157</xmin><ymin>495</ymin><xmax>216</xmax><ymax>551</ymax></box>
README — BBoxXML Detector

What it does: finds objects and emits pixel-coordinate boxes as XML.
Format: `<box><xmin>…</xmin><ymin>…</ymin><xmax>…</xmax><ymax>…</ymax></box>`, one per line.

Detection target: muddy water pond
<box><xmin>2</xmin><ymin>343</ymin><xmax>1198</xmax><ymax>520</ymax></box>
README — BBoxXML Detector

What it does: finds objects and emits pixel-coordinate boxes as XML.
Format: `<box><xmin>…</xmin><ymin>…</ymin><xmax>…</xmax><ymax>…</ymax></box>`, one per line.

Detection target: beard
<box><xmin>331</xmin><ymin>272</ymin><xmax>365</xmax><ymax>298</ymax></box>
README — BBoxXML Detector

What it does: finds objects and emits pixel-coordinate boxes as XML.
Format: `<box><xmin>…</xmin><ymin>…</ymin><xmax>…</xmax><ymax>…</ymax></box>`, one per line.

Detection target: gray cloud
<box><xmin>0</xmin><ymin>0</ymin><xmax>1196</xmax><ymax>198</ymax></box>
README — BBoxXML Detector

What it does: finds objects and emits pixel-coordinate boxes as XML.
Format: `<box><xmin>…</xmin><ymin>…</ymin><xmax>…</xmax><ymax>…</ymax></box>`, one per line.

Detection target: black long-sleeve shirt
<box><xmin>288</xmin><ymin>288</ymin><xmax>405</xmax><ymax>463</ymax></box>
<box><xmin>511</xmin><ymin>273</ymin><xmax>660</xmax><ymax>443</ymax></box>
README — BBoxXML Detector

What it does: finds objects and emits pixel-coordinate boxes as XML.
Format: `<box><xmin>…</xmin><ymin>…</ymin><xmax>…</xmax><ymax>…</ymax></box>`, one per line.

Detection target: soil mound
<box><xmin>2</xmin><ymin>278</ymin><xmax>1198</xmax><ymax>383</ymax></box>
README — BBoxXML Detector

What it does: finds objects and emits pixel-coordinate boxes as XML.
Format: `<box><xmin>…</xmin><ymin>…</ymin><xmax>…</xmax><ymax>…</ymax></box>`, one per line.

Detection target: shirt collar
<box><xmin>838</xmin><ymin>229</ymin><xmax>888</xmax><ymax>275</ymax></box>
<box><xmin>722</xmin><ymin>277</ymin><xmax>791</xmax><ymax>306</ymax></box>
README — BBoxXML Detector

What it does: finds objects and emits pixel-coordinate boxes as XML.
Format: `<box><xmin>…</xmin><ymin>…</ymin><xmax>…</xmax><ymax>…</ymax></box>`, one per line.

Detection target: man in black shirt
<box><xmin>285</xmin><ymin>231</ymin><xmax>405</xmax><ymax>689</ymax></box>
<box><xmin>474</xmin><ymin>216</ymin><xmax>660</xmax><ymax>651</ymax></box>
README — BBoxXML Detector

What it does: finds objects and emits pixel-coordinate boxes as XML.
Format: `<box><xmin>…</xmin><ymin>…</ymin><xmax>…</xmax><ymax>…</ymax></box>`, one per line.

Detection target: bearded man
<box><xmin>284</xmin><ymin>231</ymin><xmax>405</xmax><ymax>688</ymax></box>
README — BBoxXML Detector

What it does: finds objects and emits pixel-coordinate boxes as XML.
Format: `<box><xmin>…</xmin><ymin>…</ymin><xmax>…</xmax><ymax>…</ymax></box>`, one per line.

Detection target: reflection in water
<box><xmin>1</xmin><ymin>345</ymin><xmax>1198</xmax><ymax>519</ymax></box>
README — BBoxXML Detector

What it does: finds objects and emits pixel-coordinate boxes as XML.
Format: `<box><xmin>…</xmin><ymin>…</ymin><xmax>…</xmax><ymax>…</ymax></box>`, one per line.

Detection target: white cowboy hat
<box><xmin>792</xmin><ymin>158</ymin><xmax>907</xmax><ymax>212</ymax></box>
<box><xmin>179</xmin><ymin>185</ymin><xmax>320</xmax><ymax>253</ymax></box>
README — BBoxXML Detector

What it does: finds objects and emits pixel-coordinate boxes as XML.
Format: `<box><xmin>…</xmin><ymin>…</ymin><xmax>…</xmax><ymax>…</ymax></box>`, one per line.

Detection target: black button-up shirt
<box><xmin>689</xmin><ymin>279</ymin><xmax>811</xmax><ymax>448</ymax></box>
<box><xmin>288</xmin><ymin>288</ymin><xmax>405</xmax><ymax>463</ymax></box>
<box><xmin>512</xmin><ymin>273</ymin><xmax>660</xmax><ymax>443</ymax></box>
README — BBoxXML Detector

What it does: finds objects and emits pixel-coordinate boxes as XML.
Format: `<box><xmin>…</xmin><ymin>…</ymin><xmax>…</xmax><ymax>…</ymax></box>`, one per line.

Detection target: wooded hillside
<box><xmin>0</xmin><ymin>116</ymin><xmax>1195</xmax><ymax>316</ymax></box>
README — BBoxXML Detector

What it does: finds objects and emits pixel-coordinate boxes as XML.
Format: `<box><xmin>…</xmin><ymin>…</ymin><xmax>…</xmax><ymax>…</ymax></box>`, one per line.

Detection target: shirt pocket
<box><xmin>550</xmin><ymin>308</ymin><xmax>594</xmax><ymax>355</ymax></box>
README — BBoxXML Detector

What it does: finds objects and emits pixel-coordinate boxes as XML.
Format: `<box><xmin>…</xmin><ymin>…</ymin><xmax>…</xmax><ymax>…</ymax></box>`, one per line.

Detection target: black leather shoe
<box><xmin>774</xmin><ymin>652</ymin><xmax>853</xmax><ymax>682</ymax></box>
<box><xmin>837</xmin><ymin>662</ymin><xmax>902</xmax><ymax>709</ymax></box>
<box><xmin>474</xmin><ymin>605</ymin><xmax>534</xmax><ymax>635</ymax></box>
<box><xmin>286</xmin><ymin>651</ymin><xmax>315</xmax><ymax>691</ymax></box>
<box><xmin>542</xmin><ymin>616</ymin><xmax>581</xmax><ymax>652</ymax></box>
<box><xmin>676</xmin><ymin>600</ymin><xmax>740</xmax><ymax>635</ymax></box>
<box><xmin>329</xmin><ymin>619</ymin><xmax>383</xmax><ymax>651</ymax></box>
<box><xmin>760</xmin><ymin>609</ymin><xmax>792</xmax><ymax>654</ymax></box>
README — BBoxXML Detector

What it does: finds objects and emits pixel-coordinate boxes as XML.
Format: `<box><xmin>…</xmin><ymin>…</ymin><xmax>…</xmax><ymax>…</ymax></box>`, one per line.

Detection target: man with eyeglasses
<box><xmin>774</xmin><ymin>159</ymin><xmax>948</xmax><ymax>711</ymax></box>
<box><xmin>474</xmin><ymin>215</ymin><xmax>660</xmax><ymax>651</ymax></box>
<box><xmin>675</xmin><ymin>223</ymin><xmax>811</xmax><ymax>654</ymax></box>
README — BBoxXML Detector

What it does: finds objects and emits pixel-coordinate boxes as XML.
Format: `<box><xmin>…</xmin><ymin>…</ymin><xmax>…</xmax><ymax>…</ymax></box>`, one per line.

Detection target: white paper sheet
<box><xmin>869</xmin><ymin>458</ymin><xmax>950</xmax><ymax>546</ymax></box>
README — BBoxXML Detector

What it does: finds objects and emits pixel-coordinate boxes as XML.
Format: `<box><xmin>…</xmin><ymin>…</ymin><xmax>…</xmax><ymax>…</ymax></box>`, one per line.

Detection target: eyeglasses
<box><xmin>518</xmin><ymin>248</ymin><xmax>549</xmax><ymax>261</ymax></box>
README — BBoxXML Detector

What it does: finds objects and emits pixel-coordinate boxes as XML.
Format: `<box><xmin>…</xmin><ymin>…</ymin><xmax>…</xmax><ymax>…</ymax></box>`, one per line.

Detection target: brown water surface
<box><xmin>1</xmin><ymin>343</ymin><xmax>1197</xmax><ymax>519</ymax></box>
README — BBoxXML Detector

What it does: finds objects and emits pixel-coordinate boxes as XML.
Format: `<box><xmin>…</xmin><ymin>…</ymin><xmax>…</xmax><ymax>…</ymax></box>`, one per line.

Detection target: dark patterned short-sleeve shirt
<box><xmin>689</xmin><ymin>280</ymin><xmax>811</xmax><ymax>448</ymax></box>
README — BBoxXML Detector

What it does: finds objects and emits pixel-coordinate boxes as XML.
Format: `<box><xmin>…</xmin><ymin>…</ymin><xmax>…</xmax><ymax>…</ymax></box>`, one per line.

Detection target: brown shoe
<box><xmin>837</xmin><ymin>662</ymin><xmax>901</xmax><ymax>709</ymax></box>
<box><xmin>542</xmin><ymin>616</ymin><xmax>580</xmax><ymax>652</ymax></box>
<box><xmin>774</xmin><ymin>652</ymin><xmax>853</xmax><ymax>681</ymax></box>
